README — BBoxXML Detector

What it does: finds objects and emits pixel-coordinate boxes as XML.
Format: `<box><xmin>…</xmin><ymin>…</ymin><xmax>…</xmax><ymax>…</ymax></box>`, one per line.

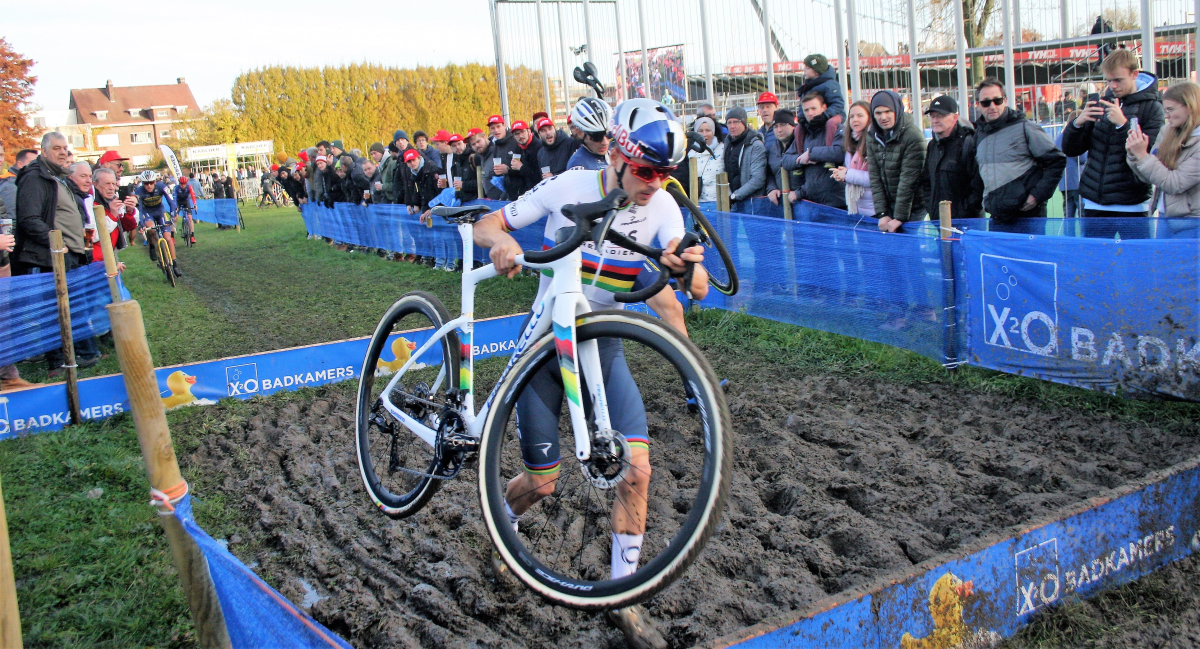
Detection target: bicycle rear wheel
<box><xmin>355</xmin><ymin>292</ymin><xmax>461</xmax><ymax>519</ymax></box>
<box><xmin>479</xmin><ymin>310</ymin><xmax>731</xmax><ymax>610</ymax></box>
<box><xmin>665</xmin><ymin>184</ymin><xmax>738</xmax><ymax>296</ymax></box>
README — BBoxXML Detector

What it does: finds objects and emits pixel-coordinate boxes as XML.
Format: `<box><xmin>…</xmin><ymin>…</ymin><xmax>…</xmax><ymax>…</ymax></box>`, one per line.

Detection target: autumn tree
<box><xmin>0</xmin><ymin>38</ymin><xmax>39</xmax><ymax>156</ymax></box>
<box><xmin>179</xmin><ymin>62</ymin><xmax>543</xmax><ymax>158</ymax></box>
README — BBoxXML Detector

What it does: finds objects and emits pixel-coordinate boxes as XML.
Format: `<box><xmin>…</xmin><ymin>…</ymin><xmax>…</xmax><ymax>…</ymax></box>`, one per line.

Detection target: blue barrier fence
<box><xmin>302</xmin><ymin>200</ymin><xmax>1199</xmax><ymax>400</ymax></box>
<box><xmin>195</xmin><ymin>199</ymin><xmax>241</xmax><ymax>227</ymax></box>
<box><xmin>0</xmin><ymin>262</ymin><xmax>120</xmax><ymax>368</ymax></box>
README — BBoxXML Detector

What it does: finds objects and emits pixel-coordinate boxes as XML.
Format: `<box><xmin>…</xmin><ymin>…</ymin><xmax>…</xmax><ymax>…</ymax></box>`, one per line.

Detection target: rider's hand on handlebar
<box><xmin>490</xmin><ymin>236</ymin><xmax>525</xmax><ymax>279</ymax></box>
<box><xmin>658</xmin><ymin>237</ymin><xmax>704</xmax><ymax>274</ymax></box>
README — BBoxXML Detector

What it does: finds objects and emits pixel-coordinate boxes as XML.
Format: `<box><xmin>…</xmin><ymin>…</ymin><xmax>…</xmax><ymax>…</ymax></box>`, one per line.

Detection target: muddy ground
<box><xmin>177</xmin><ymin>353</ymin><xmax>1200</xmax><ymax>649</ymax></box>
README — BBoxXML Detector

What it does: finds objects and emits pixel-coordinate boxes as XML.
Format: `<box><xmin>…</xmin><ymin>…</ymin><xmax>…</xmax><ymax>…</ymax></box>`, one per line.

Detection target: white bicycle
<box><xmin>354</xmin><ymin>192</ymin><xmax>732</xmax><ymax>610</ymax></box>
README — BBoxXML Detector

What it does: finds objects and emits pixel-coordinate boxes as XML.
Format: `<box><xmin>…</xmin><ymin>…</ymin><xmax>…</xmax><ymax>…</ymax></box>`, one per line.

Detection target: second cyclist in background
<box><xmin>135</xmin><ymin>170</ymin><xmax>182</xmax><ymax>277</ymax></box>
<box><xmin>174</xmin><ymin>174</ymin><xmax>197</xmax><ymax>244</ymax></box>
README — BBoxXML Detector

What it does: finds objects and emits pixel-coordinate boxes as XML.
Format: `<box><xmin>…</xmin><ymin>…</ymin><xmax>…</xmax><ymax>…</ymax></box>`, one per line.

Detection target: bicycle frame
<box><xmin>377</xmin><ymin>220</ymin><xmax>612</xmax><ymax>462</ymax></box>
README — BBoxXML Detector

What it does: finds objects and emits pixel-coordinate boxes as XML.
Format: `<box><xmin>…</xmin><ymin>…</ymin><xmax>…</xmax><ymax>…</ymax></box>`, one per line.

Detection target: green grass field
<box><xmin>1</xmin><ymin>203</ymin><xmax>1197</xmax><ymax>647</ymax></box>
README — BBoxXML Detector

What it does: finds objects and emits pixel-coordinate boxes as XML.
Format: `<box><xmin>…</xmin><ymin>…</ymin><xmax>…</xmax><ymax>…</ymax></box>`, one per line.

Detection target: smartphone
<box><xmin>1087</xmin><ymin>92</ymin><xmax>1101</xmax><ymax>106</ymax></box>
<box><xmin>118</xmin><ymin>184</ymin><xmax>132</xmax><ymax>201</ymax></box>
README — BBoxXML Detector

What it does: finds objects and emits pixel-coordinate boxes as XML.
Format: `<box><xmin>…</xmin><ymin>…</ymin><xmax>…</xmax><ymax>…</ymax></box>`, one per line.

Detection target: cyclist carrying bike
<box><xmin>174</xmin><ymin>174</ymin><xmax>196</xmax><ymax>244</ymax></box>
<box><xmin>473</xmin><ymin>98</ymin><xmax>707</xmax><ymax>648</ymax></box>
<box><xmin>135</xmin><ymin>170</ymin><xmax>182</xmax><ymax>276</ymax></box>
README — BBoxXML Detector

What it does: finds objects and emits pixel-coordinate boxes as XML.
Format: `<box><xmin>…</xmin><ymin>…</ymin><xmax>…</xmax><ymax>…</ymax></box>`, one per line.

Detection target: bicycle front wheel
<box><xmin>479</xmin><ymin>310</ymin><xmax>732</xmax><ymax>610</ymax></box>
<box><xmin>355</xmin><ymin>292</ymin><xmax>461</xmax><ymax>519</ymax></box>
<box><xmin>158</xmin><ymin>239</ymin><xmax>176</xmax><ymax>288</ymax></box>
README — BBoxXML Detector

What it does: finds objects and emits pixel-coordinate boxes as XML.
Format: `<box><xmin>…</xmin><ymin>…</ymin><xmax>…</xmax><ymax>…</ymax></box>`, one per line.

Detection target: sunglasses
<box><xmin>978</xmin><ymin>97</ymin><xmax>1005</xmax><ymax>108</ymax></box>
<box><xmin>586</xmin><ymin>131</ymin><xmax>608</xmax><ymax>143</ymax></box>
<box><xmin>621</xmin><ymin>154</ymin><xmax>676</xmax><ymax>182</ymax></box>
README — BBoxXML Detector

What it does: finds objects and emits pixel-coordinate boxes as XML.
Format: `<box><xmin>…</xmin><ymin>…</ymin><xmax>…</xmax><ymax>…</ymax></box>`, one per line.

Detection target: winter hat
<box><xmin>803</xmin><ymin>53</ymin><xmax>830</xmax><ymax>74</ymax></box>
<box><xmin>315</xmin><ymin>155</ymin><xmax>329</xmax><ymax>163</ymax></box>
<box><xmin>403</xmin><ymin>149</ymin><xmax>420</xmax><ymax>163</ymax></box>
<box><xmin>725</xmin><ymin>106</ymin><xmax>748</xmax><ymax>125</ymax></box>
<box><xmin>393</xmin><ymin>130</ymin><xmax>408</xmax><ymax>142</ymax></box>
<box><xmin>331</xmin><ymin>139</ymin><xmax>345</xmax><ymax>151</ymax></box>
<box><xmin>532</xmin><ymin>111</ymin><xmax>549</xmax><ymax>122</ymax></box>
<box><xmin>772</xmin><ymin>109</ymin><xmax>796</xmax><ymax>126</ymax></box>
<box><xmin>369</xmin><ymin>142</ymin><xmax>385</xmax><ymax>154</ymax></box>
<box><xmin>693</xmin><ymin>116</ymin><xmax>716</xmax><ymax>133</ymax></box>
<box><xmin>870</xmin><ymin>89</ymin><xmax>903</xmax><ymax>117</ymax></box>
<box><xmin>387</xmin><ymin>143</ymin><xmax>399</xmax><ymax>154</ymax></box>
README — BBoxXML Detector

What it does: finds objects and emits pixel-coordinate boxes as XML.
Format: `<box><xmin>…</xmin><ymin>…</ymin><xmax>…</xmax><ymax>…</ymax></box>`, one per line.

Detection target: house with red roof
<box><xmin>68</xmin><ymin>78</ymin><xmax>198</xmax><ymax>166</ymax></box>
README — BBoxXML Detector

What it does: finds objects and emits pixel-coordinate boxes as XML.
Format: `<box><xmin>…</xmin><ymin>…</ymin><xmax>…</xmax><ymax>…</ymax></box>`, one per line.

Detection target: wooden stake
<box><xmin>92</xmin><ymin>203</ymin><xmax>122</xmax><ymax>303</ymax></box>
<box><xmin>716</xmin><ymin>171</ymin><xmax>730</xmax><ymax>212</ymax></box>
<box><xmin>0</xmin><ymin>473</ymin><xmax>22</xmax><ymax>649</ymax></box>
<box><xmin>49</xmin><ymin>231</ymin><xmax>81</xmax><ymax>426</ymax></box>
<box><xmin>938</xmin><ymin>200</ymin><xmax>953</xmax><ymax>241</ymax></box>
<box><xmin>688</xmin><ymin>157</ymin><xmax>699</xmax><ymax>203</ymax></box>
<box><xmin>106</xmin><ymin>300</ymin><xmax>231</xmax><ymax>648</ymax></box>
<box><xmin>476</xmin><ymin>166</ymin><xmax>486</xmax><ymax>200</ymax></box>
<box><xmin>780</xmin><ymin>168</ymin><xmax>793</xmax><ymax>220</ymax></box>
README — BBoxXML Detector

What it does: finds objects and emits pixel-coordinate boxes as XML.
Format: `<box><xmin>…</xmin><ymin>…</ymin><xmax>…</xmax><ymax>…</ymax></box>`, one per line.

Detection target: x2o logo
<box><xmin>226</xmin><ymin>363</ymin><xmax>260</xmax><ymax>396</ymax></box>
<box><xmin>980</xmin><ymin>254</ymin><xmax>1059</xmax><ymax>357</ymax></box>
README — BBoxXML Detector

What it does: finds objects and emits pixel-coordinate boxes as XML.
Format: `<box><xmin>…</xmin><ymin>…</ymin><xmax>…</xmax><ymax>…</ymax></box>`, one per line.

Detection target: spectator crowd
<box><xmin>3</xmin><ymin>47</ymin><xmax>1199</xmax><ymax>392</ymax></box>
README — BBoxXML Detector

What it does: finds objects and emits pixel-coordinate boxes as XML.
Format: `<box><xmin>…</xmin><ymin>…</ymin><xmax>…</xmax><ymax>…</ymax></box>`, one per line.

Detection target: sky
<box><xmin>6</xmin><ymin>0</ymin><xmax>495</xmax><ymax>112</ymax></box>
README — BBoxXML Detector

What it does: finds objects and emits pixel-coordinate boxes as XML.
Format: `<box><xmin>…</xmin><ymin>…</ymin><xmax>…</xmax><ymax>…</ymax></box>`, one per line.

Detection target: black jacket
<box><xmin>325</xmin><ymin>173</ymin><xmax>347</xmax><ymax>206</ymax></box>
<box><xmin>1060</xmin><ymin>72</ymin><xmax>1165</xmax><ymax>207</ymax></box>
<box><xmin>505</xmin><ymin>137</ymin><xmax>543</xmax><ymax>199</ymax></box>
<box><xmin>443</xmin><ymin>151</ymin><xmax>478</xmax><ymax>202</ymax></box>
<box><xmin>921</xmin><ymin>122</ymin><xmax>984</xmax><ymax>219</ymax></box>
<box><xmin>401</xmin><ymin>160</ymin><xmax>443</xmax><ymax>210</ymax></box>
<box><xmin>12</xmin><ymin>156</ymin><xmax>62</xmax><ymax>269</ymax></box>
<box><xmin>536</xmin><ymin>130</ymin><xmax>579</xmax><ymax>176</ymax></box>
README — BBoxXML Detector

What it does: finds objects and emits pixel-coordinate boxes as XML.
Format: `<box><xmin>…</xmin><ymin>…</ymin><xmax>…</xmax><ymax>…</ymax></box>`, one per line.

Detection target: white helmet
<box><xmin>571</xmin><ymin>97</ymin><xmax>612</xmax><ymax>135</ymax></box>
<box><xmin>137</xmin><ymin>170</ymin><xmax>158</xmax><ymax>183</ymax></box>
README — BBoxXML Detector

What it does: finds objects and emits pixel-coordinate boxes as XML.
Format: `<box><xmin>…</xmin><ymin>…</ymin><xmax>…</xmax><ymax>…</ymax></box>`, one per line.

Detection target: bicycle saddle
<box><xmin>432</xmin><ymin>205</ymin><xmax>492</xmax><ymax>224</ymax></box>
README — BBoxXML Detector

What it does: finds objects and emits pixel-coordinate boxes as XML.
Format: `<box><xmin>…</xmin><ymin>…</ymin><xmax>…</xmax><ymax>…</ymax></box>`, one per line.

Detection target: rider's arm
<box><xmin>475</xmin><ymin>174</ymin><xmax>563</xmax><ymax>277</ymax></box>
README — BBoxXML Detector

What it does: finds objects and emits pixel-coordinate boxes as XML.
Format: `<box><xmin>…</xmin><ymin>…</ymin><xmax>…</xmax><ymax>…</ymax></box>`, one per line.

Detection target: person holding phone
<box><xmin>1061</xmin><ymin>48</ymin><xmax>1164</xmax><ymax>232</ymax></box>
<box><xmin>1126</xmin><ymin>81</ymin><xmax>1200</xmax><ymax>217</ymax></box>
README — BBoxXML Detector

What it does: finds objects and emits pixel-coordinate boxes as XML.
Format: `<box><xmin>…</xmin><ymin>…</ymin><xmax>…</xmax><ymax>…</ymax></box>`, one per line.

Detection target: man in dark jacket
<box><xmin>352</xmin><ymin>158</ymin><xmax>382</xmax><ymax>204</ymax></box>
<box><xmin>866</xmin><ymin>90</ymin><xmax>927</xmax><ymax>231</ymax></box>
<box><xmin>1061</xmin><ymin>48</ymin><xmax>1164</xmax><ymax>219</ymax></box>
<box><xmin>785</xmin><ymin>93</ymin><xmax>847</xmax><ymax>209</ymax></box>
<box><xmin>401</xmin><ymin>148</ymin><xmax>442</xmax><ymax>220</ymax></box>
<box><xmin>973</xmin><ymin>79</ymin><xmax>1066</xmax><ymax>224</ymax></box>
<box><xmin>920</xmin><ymin>95</ymin><xmax>984</xmax><ymax>219</ymax></box>
<box><xmin>535</xmin><ymin>118</ymin><xmax>578</xmax><ymax>178</ymax></box>
<box><xmin>765</xmin><ymin>109</ymin><xmax>798</xmax><ymax>204</ymax></box>
<box><xmin>484</xmin><ymin>115</ymin><xmax>522</xmax><ymax>200</ymax></box>
<box><xmin>447</xmin><ymin>134</ymin><xmax>479</xmax><ymax>202</ymax></box>
<box><xmin>724</xmin><ymin>106</ymin><xmax>768</xmax><ymax>211</ymax></box>
<box><xmin>505</xmin><ymin>120</ymin><xmax>542</xmax><ymax>199</ymax></box>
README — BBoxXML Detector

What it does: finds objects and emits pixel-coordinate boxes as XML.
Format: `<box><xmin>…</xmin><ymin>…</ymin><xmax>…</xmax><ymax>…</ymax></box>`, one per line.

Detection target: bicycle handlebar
<box><xmin>521</xmin><ymin>190</ymin><xmax>628</xmax><ymax>264</ymax></box>
<box><xmin>612</xmin><ymin>231</ymin><xmax>700</xmax><ymax>304</ymax></box>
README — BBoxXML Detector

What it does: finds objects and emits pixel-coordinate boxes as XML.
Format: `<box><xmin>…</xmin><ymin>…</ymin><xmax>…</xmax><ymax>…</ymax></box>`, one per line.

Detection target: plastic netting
<box><xmin>0</xmin><ymin>262</ymin><xmax>117</xmax><ymax>367</ymax></box>
<box><xmin>195</xmin><ymin>199</ymin><xmax>241</xmax><ymax>227</ymax></box>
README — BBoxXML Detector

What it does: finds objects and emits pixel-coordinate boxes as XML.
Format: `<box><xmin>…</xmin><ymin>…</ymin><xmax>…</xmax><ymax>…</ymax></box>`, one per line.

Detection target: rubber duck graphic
<box><xmin>899</xmin><ymin>571</ymin><xmax>999</xmax><ymax>649</ymax></box>
<box><xmin>376</xmin><ymin>338</ymin><xmax>418</xmax><ymax>373</ymax></box>
<box><xmin>161</xmin><ymin>371</ymin><xmax>199</xmax><ymax>409</ymax></box>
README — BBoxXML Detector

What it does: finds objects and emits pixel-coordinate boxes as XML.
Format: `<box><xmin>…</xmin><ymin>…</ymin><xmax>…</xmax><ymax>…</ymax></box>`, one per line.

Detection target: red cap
<box><xmin>270</xmin><ymin>164</ymin><xmax>280</xmax><ymax>171</ymax></box>
<box><xmin>511</xmin><ymin>120</ymin><xmax>530</xmax><ymax>131</ymax></box>
<box><xmin>756</xmin><ymin>91</ymin><xmax>779</xmax><ymax>105</ymax></box>
<box><xmin>432</xmin><ymin>129</ymin><xmax>452</xmax><ymax>142</ymax></box>
<box><xmin>467</xmin><ymin>127</ymin><xmax>484</xmax><ymax>137</ymax></box>
<box><xmin>97</xmin><ymin>150</ymin><xmax>129</xmax><ymax>165</ymax></box>
<box><xmin>532</xmin><ymin>111</ymin><xmax>549</xmax><ymax>122</ymax></box>
<box><xmin>448</xmin><ymin>133</ymin><xmax>463</xmax><ymax>143</ymax></box>
<box><xmin>297</xmin><ymin>150</ymin><xmax>309</xmax><ymax>161</ymax></box>
<box><xmin>403</xmin><ymin>149</ymin><xmax>421</xmax><ymax>162</ymax></box>
<box><xmin>296</xmin><ymin>162</ymin><xmax>306</xmax><ymax>169</ymax></box>
<box><xmin>487</xmin><ymin>114</ymin><xmax>504</xmax><ymax>125</ymax></box>
<box><xmin>535</xmin><ymin>117</ymin><xmax>554</xmax><ymax>131</ymax></box>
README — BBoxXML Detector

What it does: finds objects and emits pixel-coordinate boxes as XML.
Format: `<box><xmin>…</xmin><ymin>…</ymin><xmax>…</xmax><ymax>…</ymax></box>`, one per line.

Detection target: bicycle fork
<box><xmin>552</xmin><ymin>294</ymin><xmax>611</xmax><ymax>463</ymax></box>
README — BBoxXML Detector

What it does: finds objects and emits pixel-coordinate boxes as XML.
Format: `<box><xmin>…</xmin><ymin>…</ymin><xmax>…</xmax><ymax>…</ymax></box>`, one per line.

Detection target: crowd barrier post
<box><xmin>476</xmin><ymin>167</ymin><xmax>486</xmax><ymax>200</ymax></box>
<box><xmin>688</xmin><ymin>157</ymin><xmax>699</xmax><ymax>203</ymax></box>
<box><xmin>938</xmin><ymin>200</ymin><xmax>959</xmax><ymax>370</ymax></box>
<box><xmin>716</xmin><ymin>172</ymin><xmax>730</xmax><ymax>212</ymax></box>
<box><xmin>92</xmin><ymin>204</ymin><xmax>122</xmax><ymax>302</ymax></box>
<box><xmin>49</xmin><ymin>231</ymin><xmax>82</xmax><ymax>425</ymax></box>
<box><xmin>0</xmin><ymin>474</ymin><xmax>21</xmax><ymax>649</ymax></box>
<box><xmin>106</xmin><ymin>299</ymin><xmax>231</xmax><ymax>648</ymax></box>
<box><xmin>779</xmin><ymin>169</ymin><xmax>793</xmax><ymax>220</ymax></box>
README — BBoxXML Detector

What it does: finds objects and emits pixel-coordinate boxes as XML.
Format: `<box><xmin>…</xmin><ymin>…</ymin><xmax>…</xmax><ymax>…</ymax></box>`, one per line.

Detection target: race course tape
<box><xmin>0</xmin><ymin>313</ymin><xmax>526</xmax><ymax>439</ymax></box>
<box><xmin>714</xmin><ymin>455</ymin><xmax>1200</xmax><ymax>648</ymax></box>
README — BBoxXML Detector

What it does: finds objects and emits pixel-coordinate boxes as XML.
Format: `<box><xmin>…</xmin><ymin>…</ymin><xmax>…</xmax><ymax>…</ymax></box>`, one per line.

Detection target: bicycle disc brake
<box><xmin>581</xmin><ymin>429</ymin><xmax>631</xmax><ymax>489</ymax></box>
